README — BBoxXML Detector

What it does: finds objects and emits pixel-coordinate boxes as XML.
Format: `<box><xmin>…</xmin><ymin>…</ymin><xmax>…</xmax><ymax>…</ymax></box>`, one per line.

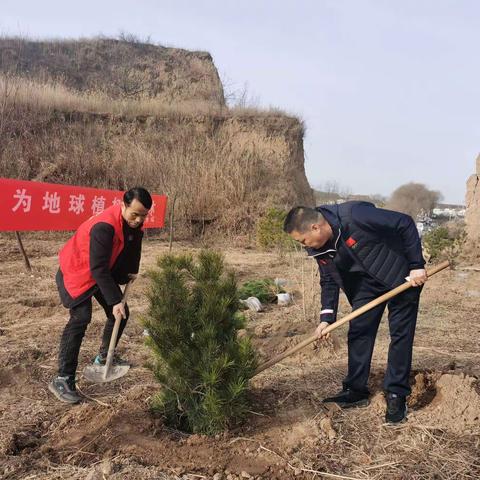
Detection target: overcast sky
<box><xmin>2</xmin><ymin>0</ymin><xmax>479</xmax><ymax>204</ymax></box>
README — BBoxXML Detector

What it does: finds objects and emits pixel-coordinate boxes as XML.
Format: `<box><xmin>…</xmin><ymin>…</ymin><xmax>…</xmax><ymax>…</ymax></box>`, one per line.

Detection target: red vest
<box><xmin>59</xmin><ymin>205</ymin><xmax>125</xmax><ymax>299</ymax></box>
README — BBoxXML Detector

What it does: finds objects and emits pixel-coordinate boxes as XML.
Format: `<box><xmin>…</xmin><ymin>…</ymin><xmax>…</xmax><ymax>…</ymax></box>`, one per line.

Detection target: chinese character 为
<box><xmin>42</xmin><ymin>191</ymin><xmax>61</xmax><ymax>214</ymax></box>
<box><xmin>91</xmin><ymin>195</ymin><xmax>106</xmax><ymax>215</ymax></box>
<box><xmin>69</xmin><ymin>194</ymin><xmax>85</xmax><ymax>215</ymax></box>
<box><xmin>112</xmin><ymin>197</ymin><xmax>122</xmax><ymax>206</ymax></box>
<box><xmin>12</xmin><ymin>188</ymin><xmax>32</xmax><ymax>213</ymax></box>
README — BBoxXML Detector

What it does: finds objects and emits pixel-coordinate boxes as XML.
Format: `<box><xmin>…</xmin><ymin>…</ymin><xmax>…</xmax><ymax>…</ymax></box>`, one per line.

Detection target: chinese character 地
<box><xmin>69</xmin><ymin>194</ymin><xmax>85</xmax><ymax>215</ymax></box>
<box><xmin>42</xmin><ymin>191</ymin><xmax>61</xmax><ymax>214</ymax></box>
<box><xmin>12</xmin><ymin>188</ymin><xmax>32</xmax><ymax>213</ymax></box>
<box><xmin>91</xmin><ymin>195</ymin><xmax>106</xmax><ymax>215</ymax></box>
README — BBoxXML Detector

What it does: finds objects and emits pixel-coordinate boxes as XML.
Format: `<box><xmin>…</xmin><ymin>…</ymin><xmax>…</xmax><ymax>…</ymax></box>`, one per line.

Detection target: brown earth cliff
<box><xmin>0</xmin><ymin>38</ymin><xmax>314</xmax><ymax>235</ymax></box>
<box><xmin>465</xmin><ymin>153</ymin><xmax>480</xmax><ymax>240</ymax></box>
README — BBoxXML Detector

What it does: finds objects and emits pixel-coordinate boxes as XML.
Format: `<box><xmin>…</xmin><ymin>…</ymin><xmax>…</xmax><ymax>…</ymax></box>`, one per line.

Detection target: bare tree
<box><xmin>387</xmin><ymin>182</ymin><xmax>442</xmax><ymax>219</ymax></box>
<box><xmin>0</xmin><ymin>73</ymin><xmax>19</xmax><ymax>138</ymax></box>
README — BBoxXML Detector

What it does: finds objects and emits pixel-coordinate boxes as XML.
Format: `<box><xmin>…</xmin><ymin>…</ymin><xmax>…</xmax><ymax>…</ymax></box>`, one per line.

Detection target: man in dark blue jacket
<box><xmin>284</xmin><ymin>201</ymin><xmax>427</xmax><ymax>423</ymax></box>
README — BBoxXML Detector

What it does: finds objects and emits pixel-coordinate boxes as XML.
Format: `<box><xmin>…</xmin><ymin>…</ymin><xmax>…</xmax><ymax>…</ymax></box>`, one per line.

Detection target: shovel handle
<box><xmin>253</xmin><ymin>260</ymin><xmax>450</xmax><ymax>377</ymax></box>
<box><xmin>103</xmin><ymin>281</ymin><xmax>133</xmax><ymax>380</ymax></box>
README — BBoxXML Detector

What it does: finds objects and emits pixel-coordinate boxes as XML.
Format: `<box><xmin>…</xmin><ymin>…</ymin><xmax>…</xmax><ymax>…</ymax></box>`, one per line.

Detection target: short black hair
<box><xmin>283</xmin><ymin>206</ymin><xmax>323</xmax><ymax>233</ymax></box>
<box><xmin>123</xmin><ymin>187</ymin><xmax>153</xmax><ymax>209</ymax></box>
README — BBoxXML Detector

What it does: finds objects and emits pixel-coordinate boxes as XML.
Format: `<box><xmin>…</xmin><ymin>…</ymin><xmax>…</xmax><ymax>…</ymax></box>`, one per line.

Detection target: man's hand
<box><xmin>315</xmin><ymin>321</ymin><xmax>331</xmax><ymax>340</ymax></box>
<box><xmin>112</xmin><ymin>302</ymin><xmax>127</xmax><ymax>321</ymax></box>
<box><xmin>408</xmin><ymin>268</ymin><xmax>427</xmax><ymax>287</ymax></box>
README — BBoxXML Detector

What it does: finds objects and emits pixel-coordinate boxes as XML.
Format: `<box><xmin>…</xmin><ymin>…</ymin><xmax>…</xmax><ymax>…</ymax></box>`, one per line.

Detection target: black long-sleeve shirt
<box><xmin>89</xmin><ymin>220</ymin><xmax>143</xmax><ymax>305</ymax></box>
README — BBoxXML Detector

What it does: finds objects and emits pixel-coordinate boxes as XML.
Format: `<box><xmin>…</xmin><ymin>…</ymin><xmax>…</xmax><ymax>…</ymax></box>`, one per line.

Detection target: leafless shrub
<box><xmin>387</xmin><ymin>182</ymin><xmax>442</xmax><ymax>219</ymax></box>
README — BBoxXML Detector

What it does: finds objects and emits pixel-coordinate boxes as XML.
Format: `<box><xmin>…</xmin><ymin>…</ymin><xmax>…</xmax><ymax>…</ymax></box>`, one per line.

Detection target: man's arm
<box><xmin>316</xmin><ymin>259</ymin><xmax>340</xmax><ymax>338</ymax></box>
<box><xmin>125</xmin><ymin>229</ymin><xmax>143</xmax><ymax>276</ymax></box>
<box><xmin>111</xmin><ymin>227</ymin><xmax>144</xmax><ymax>285</ymax></box>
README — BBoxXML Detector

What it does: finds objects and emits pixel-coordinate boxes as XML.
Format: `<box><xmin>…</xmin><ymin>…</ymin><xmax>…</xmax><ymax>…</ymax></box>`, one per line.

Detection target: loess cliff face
<box><xmin>0</xmin><ymin>38</ymin><xmax>313</xmax><ymax>234</ymax></box>
<box><xmin>0</xmin><ymin>37</ymin><xmax>225</xmax><ymax>105</ymax></box>
<box><xmin>465</xmin><ymin>154</ymin><xmax>480</xmax><ymax>240</ymax></box>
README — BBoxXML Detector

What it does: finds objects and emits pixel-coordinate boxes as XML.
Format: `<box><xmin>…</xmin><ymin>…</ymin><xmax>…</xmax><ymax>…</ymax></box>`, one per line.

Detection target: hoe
<box><xmin>83</xmin><ymin>281</ymin><xmax>132</xmax><ymax>383</ymax></box>
<box><xmin>254</xmin><ymin>260</ymin><xmax>451</xmax><ymax>376</ymax></box>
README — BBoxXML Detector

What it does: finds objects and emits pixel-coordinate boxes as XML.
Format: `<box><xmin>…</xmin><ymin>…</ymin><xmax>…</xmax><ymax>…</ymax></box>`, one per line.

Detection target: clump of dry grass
<box><xmin>0</xmin><ymin>74</ymin><xmax>221</xmax><ymax>117</ymax></box>
<box><xmin>0</xmin><ymin>74</ymin><xmax>291</xmax><ymax>119</ymax></box>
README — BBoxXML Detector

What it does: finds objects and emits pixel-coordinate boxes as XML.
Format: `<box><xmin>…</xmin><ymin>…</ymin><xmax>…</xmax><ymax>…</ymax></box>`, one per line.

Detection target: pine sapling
<box><xmin>143</xmin><ymin>250</ymin><xmax>257</xmax><ymax>434</ymax></box>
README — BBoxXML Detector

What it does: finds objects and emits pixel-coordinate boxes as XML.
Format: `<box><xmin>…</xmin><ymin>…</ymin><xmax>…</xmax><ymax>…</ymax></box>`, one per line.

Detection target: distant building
<box><xmin>432</xmin><ymin>205</ymin><xmax>466</xmax><ymax>219</ymax></box>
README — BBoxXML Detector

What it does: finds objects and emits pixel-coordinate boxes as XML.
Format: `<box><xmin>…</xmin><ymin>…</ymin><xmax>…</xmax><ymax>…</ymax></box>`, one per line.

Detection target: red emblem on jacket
<box><xmin>346</xmin><ymin>237</ymin><xmax>357</xmax><ymax>248</ymax></box>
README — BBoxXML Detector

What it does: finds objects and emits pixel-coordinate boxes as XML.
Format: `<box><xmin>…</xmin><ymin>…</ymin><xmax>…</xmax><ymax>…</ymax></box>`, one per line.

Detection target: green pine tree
<box><xmin>143</xmin><ymin>250</ymin><xmax>257</xmax><ymax>435</ymax></box>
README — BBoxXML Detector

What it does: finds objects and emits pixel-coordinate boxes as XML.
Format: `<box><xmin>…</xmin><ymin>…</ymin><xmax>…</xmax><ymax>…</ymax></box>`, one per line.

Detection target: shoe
<box><xmin>49</xmin><ymin>376</ymin><xmax>81</xmax><ymax>404</ymax></box>
<box><xmin>385</xmin><ymin>392</ymin><xmax>407</xmax><ymax>423</ymax></box>
<box><xmin>93</xmin><ymin>353</ymin><xmax>130</xmax><ymax>366</ymax></box>
<box><xmin>322</xmin><ymin>389</ymin><xmax>369</xmax><ymax>408</ymax></box>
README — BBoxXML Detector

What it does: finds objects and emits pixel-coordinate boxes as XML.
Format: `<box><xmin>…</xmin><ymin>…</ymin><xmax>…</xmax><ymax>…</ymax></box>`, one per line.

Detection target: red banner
<box><xmin>0</xmin><ymin>178</ymin><xmax>167</xmax><ymax>231</ymax></box>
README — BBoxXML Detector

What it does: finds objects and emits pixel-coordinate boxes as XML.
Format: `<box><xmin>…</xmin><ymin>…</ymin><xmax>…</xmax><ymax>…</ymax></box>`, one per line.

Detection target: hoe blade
<box><xmin>82</xmin><ymin>364</ymin><xmax>130</xmax><ymax>383</ymax></box>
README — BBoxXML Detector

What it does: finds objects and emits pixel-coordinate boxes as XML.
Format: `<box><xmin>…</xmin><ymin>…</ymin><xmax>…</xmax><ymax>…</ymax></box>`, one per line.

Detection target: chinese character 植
<box><xmin>91</xmin><ymin>195</ymin><xmax>106</xmax><ymax>215</ymax></box>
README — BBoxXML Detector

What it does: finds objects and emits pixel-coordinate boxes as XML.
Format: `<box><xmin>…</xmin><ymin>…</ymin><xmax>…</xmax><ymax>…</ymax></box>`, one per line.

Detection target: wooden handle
<box><xmin>103</xmin><ymin>281</ymin><xmax>133</xmax><ymax>380</ymax></box>
<box><xmin>253</xmin><ymin>260</ymin><xmax>450</xmax><ymax>377</ymax></box>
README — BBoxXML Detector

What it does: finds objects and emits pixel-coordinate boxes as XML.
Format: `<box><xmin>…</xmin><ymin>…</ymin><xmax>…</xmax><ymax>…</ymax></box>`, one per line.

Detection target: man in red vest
<box><xmin>49</xmin><ymin>187</ymin><xmax>152</xmax><ymax>403</ymax></box>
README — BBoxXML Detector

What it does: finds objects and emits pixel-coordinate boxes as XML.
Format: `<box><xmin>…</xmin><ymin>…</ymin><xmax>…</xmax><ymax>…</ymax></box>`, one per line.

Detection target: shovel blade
<box><xmin>83</xmin><ymin>364</ymin><xmax>130</xmax><ymax>383</ymax></box>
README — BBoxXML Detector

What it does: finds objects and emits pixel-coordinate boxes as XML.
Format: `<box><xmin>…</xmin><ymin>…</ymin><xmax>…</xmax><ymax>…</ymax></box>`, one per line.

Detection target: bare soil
<box><xmin>1</xmin><ymin>235</ymin><xmax>480</xmax><ymax>479</ymax></box>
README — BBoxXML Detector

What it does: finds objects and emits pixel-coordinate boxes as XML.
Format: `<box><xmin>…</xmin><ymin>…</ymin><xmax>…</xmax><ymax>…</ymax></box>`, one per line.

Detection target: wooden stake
<box><xmin>168</xmin><ymin>194</ymin><xmax>177</xmax><ymax>252</ymax></box>
<box><xmin>15</xmin><ymin>231</ymin><xmax>32</xmax><ymax>272</ymax></box>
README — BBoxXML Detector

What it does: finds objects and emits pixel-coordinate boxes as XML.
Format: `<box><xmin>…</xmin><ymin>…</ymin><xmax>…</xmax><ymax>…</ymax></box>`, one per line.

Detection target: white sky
<box><xmin>2</xmin><ymin>0</ymin><xmax>479</xmax><ymax>204</ymax></box>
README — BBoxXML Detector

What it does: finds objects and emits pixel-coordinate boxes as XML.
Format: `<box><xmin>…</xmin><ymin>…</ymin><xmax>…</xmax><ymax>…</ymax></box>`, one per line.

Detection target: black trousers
<box><xmin>342</xmin><ymin>286</ymin><xmax>421</xmax><ymax>397</ymax></box>
<box><xmin>57</xmin><ymin>289</ymin><xmax>129</xmax><ymax>377</ymax></box>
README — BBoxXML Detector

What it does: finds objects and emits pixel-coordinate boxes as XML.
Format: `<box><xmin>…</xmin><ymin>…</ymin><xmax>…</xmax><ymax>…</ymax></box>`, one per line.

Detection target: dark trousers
<box><xmin>58</xmin><ymin>289</ymin><xmax>129</xmax><ymax>377</ymax></box>
<box><xmin>342</xmin><ymin>287</ymin><xmax>421</xmax><ymax>397</ymax></box>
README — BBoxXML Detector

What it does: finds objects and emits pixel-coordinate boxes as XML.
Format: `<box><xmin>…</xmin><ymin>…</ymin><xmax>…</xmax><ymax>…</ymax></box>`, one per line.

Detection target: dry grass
<box><xmin>0</xmin><ymin>76</ymin><xmax>311</xmax><ymax>237</ymax></box>
<box><xmin>0</xmin><ymin>74</ymin><xmax>290</xmax><ymax>119</ymax></box>
<box><xmin>0</xmin><ymin>74</ymin><xmax>219</xmax><ymax>117</ymax></box>
<box><xmin>0</xmin><ymin>240</ymin><xmax>479</xmax><ymax>479</ymax></box>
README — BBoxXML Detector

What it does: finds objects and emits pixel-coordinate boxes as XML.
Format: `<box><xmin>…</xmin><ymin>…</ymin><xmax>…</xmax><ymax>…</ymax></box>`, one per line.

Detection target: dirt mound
<box><xmin>411</xmin><ymin>372</ymin><xmax>480</xmax><ymax>434</ymax></box>
<box><xmin>370</xmin><ymin>371</ymin><xmax>480</xmax><ymax>434</ymax></box>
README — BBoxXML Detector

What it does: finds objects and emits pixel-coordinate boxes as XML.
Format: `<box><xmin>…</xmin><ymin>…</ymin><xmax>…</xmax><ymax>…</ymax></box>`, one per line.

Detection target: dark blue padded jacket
<box><xmin>306</xmin><ymin>201</ymin><xmax>425</xmax><ymax>324</ymax></box>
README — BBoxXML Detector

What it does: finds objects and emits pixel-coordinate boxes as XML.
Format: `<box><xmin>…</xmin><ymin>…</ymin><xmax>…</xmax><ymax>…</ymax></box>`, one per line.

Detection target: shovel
<box><xmin>83</xmin><ymin>281</ymin><xmax>133</xmax><ymax>383</ymax></box>
<box><xmin>254</xmin><ymin>260</ymin><xmax>450</xmax><ymax>377</ymax></box>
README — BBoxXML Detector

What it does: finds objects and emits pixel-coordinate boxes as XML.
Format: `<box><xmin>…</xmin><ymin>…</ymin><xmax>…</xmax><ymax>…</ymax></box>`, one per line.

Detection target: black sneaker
<box><xmin>322</xmin><ymin>389</ymin><xmax>369</xmax><ymax>408</ymax></box>
<box><xmin>49</xmin><ymin>376</ymin><xmax>81</xmax><ymax>404</ymax></box>
<box><xmin>385</xmin><ymin>393</ymin><xmax>407</xmax><ymax>423</ymax></box>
